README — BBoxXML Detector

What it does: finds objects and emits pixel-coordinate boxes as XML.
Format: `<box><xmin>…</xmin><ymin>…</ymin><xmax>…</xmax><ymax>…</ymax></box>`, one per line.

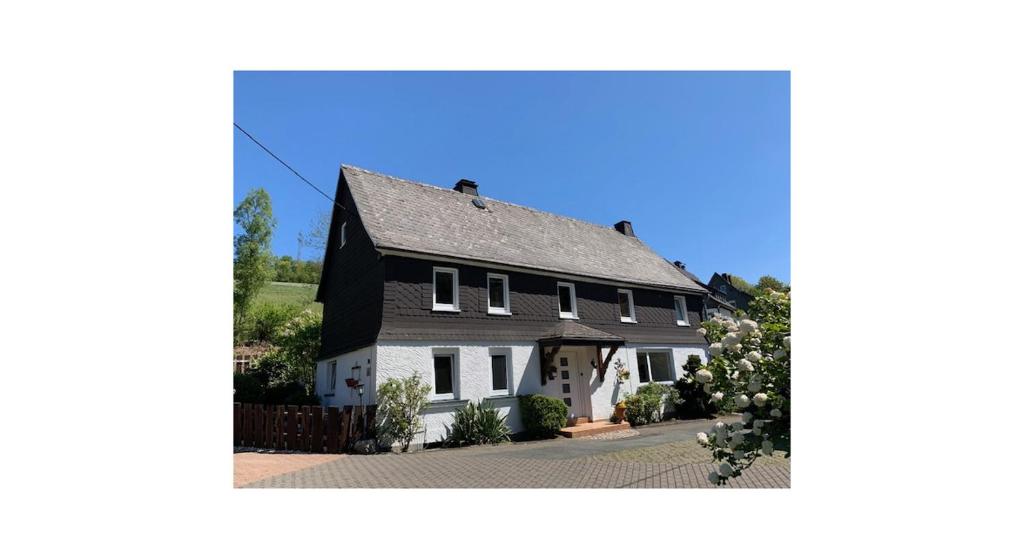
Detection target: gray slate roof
<box><xmin>537</xmin><ymin>321</ymin><xmax>625</xmax><ymax>344</ymax></box>
<box><xmin>342</xmin><ymin>165</ymin><xmax>706</xmax><ymax>293</ymax></box>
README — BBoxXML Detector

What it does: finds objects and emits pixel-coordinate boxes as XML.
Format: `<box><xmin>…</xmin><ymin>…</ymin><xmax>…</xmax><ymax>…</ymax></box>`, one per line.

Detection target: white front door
<box><xmin>555</xmin><ymin>351</ymin><xmax>591</xmax><ymax>421</ymax></box>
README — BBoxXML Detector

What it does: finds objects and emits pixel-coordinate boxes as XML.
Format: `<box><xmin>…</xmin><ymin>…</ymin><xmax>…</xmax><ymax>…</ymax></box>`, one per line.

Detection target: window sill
<box><xmin>620</xmin><ymin>318</ymin><xmax>637</xmax><ymax>324</ymax></box>
<box><xmin>676</xmin><ymin>321</ymin><xmax>690</xmax><ymax>327</ymax></box>
<box><xmin>559</xmin><ymin>315</ymin><xmax>579</xmax><ymax>320</ymax></box>
<box><xmin>426</xmin><ymin>398</ymin><xmax>468</xmax><ymax>410</ymax></box>
<box><xmin>432</xmin><ymin>307</ymin><xmax>461</xmax><ymax>313</ymax></box>
<box><xmin>487</xmin><ymin>310</ymin><xmax>512</xmax><ymax>316</ymax></box>
<box><xmin>484</xmin><ymin>394</ymin><xmax>516</xmax><ymax>402</ymax></box>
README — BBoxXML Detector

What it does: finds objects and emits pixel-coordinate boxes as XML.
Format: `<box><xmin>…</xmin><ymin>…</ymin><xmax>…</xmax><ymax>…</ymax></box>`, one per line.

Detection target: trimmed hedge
<box><xmin>518</xmin><ymin>394</ymin><xmax>568</xmax><ymax>439</ymax></box>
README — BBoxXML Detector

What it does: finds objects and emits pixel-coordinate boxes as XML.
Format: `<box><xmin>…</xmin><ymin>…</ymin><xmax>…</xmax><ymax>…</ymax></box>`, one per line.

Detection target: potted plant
<box><xmin>613</xmin><ymin>397</ymin><xmax>628</xmax><ymax>422</ymax></box>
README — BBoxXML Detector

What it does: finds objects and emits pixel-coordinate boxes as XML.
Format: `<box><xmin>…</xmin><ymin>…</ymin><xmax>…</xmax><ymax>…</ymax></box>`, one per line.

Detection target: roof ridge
<box><xmin>341</xmin><ymin>163</ymin><xmax>632</xmax><ymax>237</ymax></box>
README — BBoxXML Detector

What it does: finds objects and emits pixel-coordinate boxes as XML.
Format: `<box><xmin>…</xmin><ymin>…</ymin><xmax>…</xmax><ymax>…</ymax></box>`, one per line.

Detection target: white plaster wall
<box><xmin>323</xmin><ymin>341</ymin><xmax>708</xmax><ymax>444</ymax></box>
<box><xmin>316</xmin><ymin>345</ymin><xmax>376</xmax><ymax>408</ymax></box>
<box><xmin>610</xmin><ymin>344</ymin><xmax>709</xmax><ymax>417</ymax></box>
<box><xmin>375</xmin><ymin>341</ymin><xmax>541</xmax><ymax>444</ymax></box>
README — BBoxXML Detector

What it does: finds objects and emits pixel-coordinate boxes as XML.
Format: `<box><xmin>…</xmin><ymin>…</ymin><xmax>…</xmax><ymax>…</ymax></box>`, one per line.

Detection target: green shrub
<box><xmin>673</xmin><ymin>355</ymin><xmax>718</xmax><ymax>419</ymax></box>
<box><xmin>376</xmin><ymin>375</ymin><xmax>431</xmax><ymax>452</ymax></box>
<box><xmin>518</xmin><ymin>394</ymin><xmax>568</xmax><ymax>439</ymax></box>
<box><xmin>445</xmin><ymin>400</ymin><xmax>512</xmax><ymax>446</ymax></box>
<box><xmin>233</xmin><ymin>372</ymin><xmax>264</xmax><ymax>403</ymax></box>
<box><xmin>634</xmin><ymin>383</ymin><xmax>676</xmax><ymax>423</ymax></box>
<box><xmin>246</xmin><ymin>303</ymin><xmax>300</xmax><ymax>343</ymax></box>
<box><xmin>624</xmin><ymin>392</ymin><xmax>658</xmax><ymax>425</ymax></box>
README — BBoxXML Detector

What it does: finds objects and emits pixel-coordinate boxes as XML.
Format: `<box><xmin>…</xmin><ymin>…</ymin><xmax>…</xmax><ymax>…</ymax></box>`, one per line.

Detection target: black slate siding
<box><xmin>707</xmin><ymin>273</ymin><xmax>753</xmax><ymax>311</ymax></box>
<box><xmin>380</xmin><ymin>255</ymin><xmax>706</xmax><ymax>345</ymax></box>
<box><xmin>316</xmin><ymin>174</ymin><xmax>384</xmax><ymax>359</ymax></box>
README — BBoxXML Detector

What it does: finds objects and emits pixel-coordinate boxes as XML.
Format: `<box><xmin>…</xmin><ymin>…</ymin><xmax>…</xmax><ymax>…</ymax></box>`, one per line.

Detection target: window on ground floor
<box><xmin>327</xmin><ymin>360</ymin><xmax>337</xmax><ymax>394</ymax></box>
<box><xmin>637</xmin><ymin>350</ymin><xmax>674</xmax><ymax>383</ymax></box>
<box><xmin>490</xmin><ymin>350</ymin><xmax>511</xmax><ymax>394</ymax></box>
<box><xmin>432</xmin><ymin>351</ymin><xmax>457</xmax><ymax>399</ymax></box>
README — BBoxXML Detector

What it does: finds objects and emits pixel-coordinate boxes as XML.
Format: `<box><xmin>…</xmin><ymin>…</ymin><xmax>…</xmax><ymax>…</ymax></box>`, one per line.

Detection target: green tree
<box><xmin>299</xmin><ymin>209</ymin><xmax>331</xmax><ymax>253</ymax></box>
<box><xmin>234</xmin><ymin>188</ymin><xmax>275</xmax><ymax>338</ymax></box>
<box><xmin>755</xmin><ymin>275</ymin><xmax>789</xmax><ymax>294</ymax></box>
<box><xmin>274</xmin><ymin>309</ymin><xmax>321</xmax><ymax>395</ymax></box>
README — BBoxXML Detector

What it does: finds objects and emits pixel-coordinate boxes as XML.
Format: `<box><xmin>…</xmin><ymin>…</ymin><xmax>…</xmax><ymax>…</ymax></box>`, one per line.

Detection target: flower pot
<box><xmin>614</xmin><ymin>404</ymin><xmax>627</xmax><ymax>421</ymax></box>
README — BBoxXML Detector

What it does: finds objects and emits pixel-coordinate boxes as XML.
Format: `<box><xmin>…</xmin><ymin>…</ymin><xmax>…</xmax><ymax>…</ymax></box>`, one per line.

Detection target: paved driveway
<box><xmin>238</xmin><ymin>417</ymin><xmax>790</xmax><ymax>489</ymax></box>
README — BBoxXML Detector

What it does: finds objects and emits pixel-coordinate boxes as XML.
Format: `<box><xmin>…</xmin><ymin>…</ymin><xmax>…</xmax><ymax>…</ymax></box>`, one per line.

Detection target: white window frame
<box><xmin>432</xmin><ymin>267</ymin><xmax>460</xmax><ymax>312</ymax></box>
<box><xmin>430</xmin><ymin>349</ymin><xmax>459</xmax><ymax>401</ymax></box>
<box><xmin>617</xmin><ymin>288</ymin><xmax>637</xmax><ymax>323</ymax></box>
<box><xmin>327</xmin><ymin>360</ymin><xmax>337</xmax><ymax>394</ymax></box>
<box><xmin>556</xmin><ymin>281</ymin><xmax>578</xmax><ymax>319</ymax></box>
<box><xmin>674</xmin><ymin>295</ymin><xmax>689</xmax><ymax>326</ymax></box>
<box><xmin>339</xmin><ymin>221</ymin><xmax>347</xmax><ymax>249</ymax></box>
<box><xmin>486</xmin><ymin>273</ymin><xmax>511</xmax><ymax>315</ymax></box>
<box><xmin>488</xmin><ymin>348</ymin><xmax>513</xmax><ymax>396</ymax></box>
<box><xmin>636</xmin><ymin>349</ymin><xmax>676</xmax><ymax>385</ymax></box>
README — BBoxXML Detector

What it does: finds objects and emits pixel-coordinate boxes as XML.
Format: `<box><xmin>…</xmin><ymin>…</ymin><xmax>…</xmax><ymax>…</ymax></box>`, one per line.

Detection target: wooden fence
<box><xmin>233</xmin><ymin>403</ymin><xmax>377</xmax><ymax>453</ymax></box>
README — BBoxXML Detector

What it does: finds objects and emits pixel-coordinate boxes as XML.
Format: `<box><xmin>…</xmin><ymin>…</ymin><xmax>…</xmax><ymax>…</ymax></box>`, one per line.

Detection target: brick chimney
<box><xmin>453</xmin><ymin>179</ymin><xmax>479</xmax><ymax>196</ymax></box>
<box><xmin>613</xmin><ymin>220</ymin><xmax>635</xmax><ymax>237</ymax></box>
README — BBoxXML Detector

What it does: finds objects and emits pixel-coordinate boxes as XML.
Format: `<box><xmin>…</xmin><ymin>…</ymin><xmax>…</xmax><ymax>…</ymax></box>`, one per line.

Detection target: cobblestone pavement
<box><xmin>240</xmin><ymin>417</ymin><xmax>790</xmax><ymax>489</ymax></box>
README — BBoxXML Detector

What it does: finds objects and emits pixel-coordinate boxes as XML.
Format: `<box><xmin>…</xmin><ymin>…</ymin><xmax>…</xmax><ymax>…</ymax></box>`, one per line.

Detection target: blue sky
<box><xmin>234</xmin><ymin>71</ymin><xmax>789</xmax><ymax>284</ymax></box>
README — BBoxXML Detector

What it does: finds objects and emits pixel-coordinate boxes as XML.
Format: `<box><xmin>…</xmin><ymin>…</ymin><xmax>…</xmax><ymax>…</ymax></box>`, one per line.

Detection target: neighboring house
<box><xmin>707</xmin><ymin>272</ymin><xmax>754</xmax><ymax>312</ymax></box>
<box><xmin>670</xmin><ymin>261</ymin><xmax>738</xmax><ymax>319</ymax></box>
<box><xmin>314</xmin><ymin>165</ymin><xmax>710</xmax><ymax>443</ymax></box>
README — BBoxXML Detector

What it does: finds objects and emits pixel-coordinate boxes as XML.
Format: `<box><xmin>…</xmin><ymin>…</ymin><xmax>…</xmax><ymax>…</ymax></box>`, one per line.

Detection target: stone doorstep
<box><xmin>558</xmin><ymin>420</ymin><xmax>632</xmax><ymax>438</ymax></box>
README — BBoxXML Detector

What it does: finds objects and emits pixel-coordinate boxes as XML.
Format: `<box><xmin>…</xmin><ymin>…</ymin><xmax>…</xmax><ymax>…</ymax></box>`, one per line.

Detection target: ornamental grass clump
<box><xmin>444</xmin><ymin>400</ymin><xmax>512</xmax><ymax>446</ymax></box>
<box><xmin>693</xmin><ymin>289</ymin><xmax>791</xmax><ymax>486</ymax></box>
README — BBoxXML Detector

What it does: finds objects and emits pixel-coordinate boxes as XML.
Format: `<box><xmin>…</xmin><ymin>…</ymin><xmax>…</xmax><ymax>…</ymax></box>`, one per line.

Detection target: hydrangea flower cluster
<box><xmin>694</xmin><ymin>289</ymin><xmax>790</xmax><ymax>486</ymax></box>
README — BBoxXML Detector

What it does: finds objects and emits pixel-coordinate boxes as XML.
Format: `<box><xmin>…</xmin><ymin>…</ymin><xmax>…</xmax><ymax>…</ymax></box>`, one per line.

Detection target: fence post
<box><xmin>365</xmin><ymin>405</ymin><xmax>377</xmax><ymax>439</ymax></box>
<box><xmin>286</xmin><ymin>406</ymin><xmax>298</xmax><ymax>450</ymax></box>
<box><xmin>326</xmin><ymin>407</ymin><xmax>339</xmax><ymax>453</ymax></box>
<box><xmin>264</xmin><ymin>404</ymin><xmax>273</xmax><ymax>448</ymax></box>
<box><xmin>257</xmin><ymin>405</ymin><xmax>267</xmax><ymax>447</ymax></box>
<box><xmin>242</xmin><ymin>403</ymin><xmax>252</xmax><ymax>446</ymax></box>
<box><xmin>301</xmin><ymin>405</ymin><xmax>312</xmax><ymax>451</ymax></box>
<box><xmin>275</xmin><ymin>406</ymin><xmax>285</xmax><ymax>450</ymax></box>
<box><xmin>339</xmin><ymin>406</ymin><xmax>353</xmax><ymax>450</ymax></box>
<box><xmin>311</xmin><ymin>406</ymin><xmax>323</xmax><ymax>453</ymax></box>
<box><xmin>233</xmin><ymin>403</ymin><xmax>242</xmax><ymax>446</ymax></box>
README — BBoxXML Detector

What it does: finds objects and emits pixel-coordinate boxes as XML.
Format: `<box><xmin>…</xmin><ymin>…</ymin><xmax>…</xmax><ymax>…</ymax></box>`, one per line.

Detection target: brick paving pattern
<box><xmin>239</xmin><ymin>417</ymin><xmax>790</xmax><ymax>489</ymax></box>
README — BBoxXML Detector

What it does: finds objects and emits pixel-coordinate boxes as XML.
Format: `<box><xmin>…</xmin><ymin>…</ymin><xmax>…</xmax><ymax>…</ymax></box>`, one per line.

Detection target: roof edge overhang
<box><xmin>537</xmin><ymin>337</ymin><xmax>625</xmax><ymax>346</ymax></box>
<box><xmin>376</xmin><ymin>247</ymin><xmax>708</xmax><ymax>295</ymax></box>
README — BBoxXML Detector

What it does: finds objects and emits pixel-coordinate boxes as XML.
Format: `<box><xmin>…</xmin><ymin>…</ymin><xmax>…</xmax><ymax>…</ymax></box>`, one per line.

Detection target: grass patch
<box><xmin>255</xmin><ymin>282</ymin><xmax>322</xmax><ymax>313</ymax></box>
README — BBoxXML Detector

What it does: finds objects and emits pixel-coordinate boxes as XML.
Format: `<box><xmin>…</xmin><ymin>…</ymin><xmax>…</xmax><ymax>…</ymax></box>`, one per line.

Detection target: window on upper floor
<box><xmin>487</xmin><ymin>273</ymin><xmax>511</xmax><ymax>315</ymax></box>
<box><xmin>339</xmin><ymin>222</ymin><xmax>347</xmax><ymax>249</ymax></box>
<box><xmin>432</xmin><ymin>267</ymin><xmax>459</xmax><ymax>312</ymax></box>
<box><xmin>637</xmin><ymin>350</ymin><xmax>674</xmax><ymax>383</ymax></box>
<box><xmin>674</xmin><ymin>296</ymin><xmax>689</xmax><ymax>326</ymax></box>
<box><xmin>618</xmin><ymin>289</ymin><xmax>636</xmax><ymax>323</ymax></box>
<box><xmin>557</xmin><ymin>282</ymin><xmax>577</xmax><ymax>319</ymax></box>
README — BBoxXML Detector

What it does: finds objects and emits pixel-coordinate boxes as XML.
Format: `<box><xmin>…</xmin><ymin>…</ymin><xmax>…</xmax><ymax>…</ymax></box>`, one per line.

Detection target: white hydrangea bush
<box><xmin>694</xmin><ymin>289</ymin><xmax>790</xmax><ymax>486</ymax></box>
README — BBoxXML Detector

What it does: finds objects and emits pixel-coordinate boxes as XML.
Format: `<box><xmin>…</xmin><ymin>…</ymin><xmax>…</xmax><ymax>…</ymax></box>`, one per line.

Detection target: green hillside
<box><xmin>255</xmin><ymin>282</ymin><xmax>322</xmax><ymax>313</ymax></box>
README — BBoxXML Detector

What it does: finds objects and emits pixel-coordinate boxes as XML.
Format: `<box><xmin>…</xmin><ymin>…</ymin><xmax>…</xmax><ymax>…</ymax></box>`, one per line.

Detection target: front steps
<box><xmin>558</xmin><ymin>419</ymin><xmax>632</xmax><ymax>438</ymax></box>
